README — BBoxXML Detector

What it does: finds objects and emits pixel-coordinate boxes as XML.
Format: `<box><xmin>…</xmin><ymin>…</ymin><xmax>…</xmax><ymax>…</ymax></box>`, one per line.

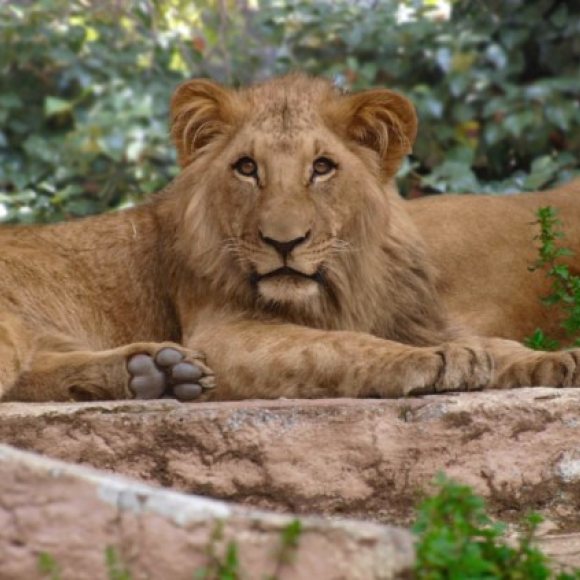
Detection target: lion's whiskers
<box><xmin>332</xmin><ymin>239</ymin><xmax>358</xmax><ymax>253</ymax></box>
<box><xmin>222</xmin><ymin>237</ymin><xmax>272</xmax><ymax>268</ymax></box>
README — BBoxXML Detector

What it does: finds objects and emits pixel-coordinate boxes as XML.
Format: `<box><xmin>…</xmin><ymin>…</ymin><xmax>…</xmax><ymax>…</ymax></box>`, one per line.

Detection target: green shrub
<box><xmin>259</xmin><ymin>0</ymin><xmax>580</xmax><ymax>195</ymax></box>
<box><xmin>414</xmin><ymin>474</ymin><xmax>580</xmax><ymax>579</ymax></box>
<box><xmin>1</xmin><ymin>0</ymin><xmax>579</xmax><ymax>223</ymax></box>
<box><xmin>0</xmin><ymin>1</ymin><xmax>191</xmax><ymax>222</ymax></box>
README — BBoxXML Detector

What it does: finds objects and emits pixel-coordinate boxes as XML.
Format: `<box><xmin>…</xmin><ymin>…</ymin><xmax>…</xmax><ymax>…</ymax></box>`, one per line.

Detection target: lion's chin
<box><xmin>257</xmin><ymin>276</ymin><xmax>320</xmax><ymax>305</ymax></box>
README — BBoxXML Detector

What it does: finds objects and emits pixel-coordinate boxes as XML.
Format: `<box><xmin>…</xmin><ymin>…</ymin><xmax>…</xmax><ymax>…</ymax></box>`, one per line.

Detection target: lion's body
<box><xmin>2</xmin><ymin>74</ymin><xmax>580</xmax><ymax>402</ymax></box>
<box><xmin>0</xmin><ymin>207</ymin><xmax>176</xmax><ymax>348</ymax></box>
<box><xmin>0</xmin><ymin>207</ymin><xmax>207</xmax><ymax>402</ymax></box>
<box><xmin>409</xmin><ymin>181</ymin><xmax>580</xmax><ymax>342</ymax></box>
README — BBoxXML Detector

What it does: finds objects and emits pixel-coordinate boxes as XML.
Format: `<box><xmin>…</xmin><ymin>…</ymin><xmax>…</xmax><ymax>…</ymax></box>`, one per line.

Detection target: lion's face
<box><xmin>206</xmin><ymin>123</ymin><xmax>381</xmax><ymax>305</ymax></box>
<box><xmin>170</xmin><ymin>75</ymin><xmax>417</xmax><ymax>312</ymax></box>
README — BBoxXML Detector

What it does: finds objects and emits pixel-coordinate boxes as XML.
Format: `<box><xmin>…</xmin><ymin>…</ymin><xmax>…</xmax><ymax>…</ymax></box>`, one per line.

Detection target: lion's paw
<box><xmin>403</xmin><ymin>343</ymin><xmax>493</xmax><ymax>396</ymax></box>
<box><xmin>498</xmin><ymin>349</ymin><xmax>580</xmax><ymax>388</ymax></box>
<box><xmin>127</xmin><ymin>346</ymin><xmax>215</xmax><ymax>401</ymax></box>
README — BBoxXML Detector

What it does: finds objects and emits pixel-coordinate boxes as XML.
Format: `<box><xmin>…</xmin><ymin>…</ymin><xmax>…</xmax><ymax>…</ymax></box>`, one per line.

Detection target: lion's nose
<box><xmin>259</xmin><ymin>230</ymin><xmax>311</xmax><ymax>259</ymax></box>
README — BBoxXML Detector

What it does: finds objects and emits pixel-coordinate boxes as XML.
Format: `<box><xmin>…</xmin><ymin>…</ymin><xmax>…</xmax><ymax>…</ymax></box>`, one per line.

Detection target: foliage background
<box><xmin>1</xmin><ymin>0</ymin><xmax>579</xmax><ymax>223</ymax></box>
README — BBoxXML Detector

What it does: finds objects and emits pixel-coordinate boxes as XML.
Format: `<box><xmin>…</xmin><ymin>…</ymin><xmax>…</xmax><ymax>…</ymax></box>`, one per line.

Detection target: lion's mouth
<box><xmin>251</xmin><ymin>266</ymin><xmax>324</xmax><ymax>285</ymax></box>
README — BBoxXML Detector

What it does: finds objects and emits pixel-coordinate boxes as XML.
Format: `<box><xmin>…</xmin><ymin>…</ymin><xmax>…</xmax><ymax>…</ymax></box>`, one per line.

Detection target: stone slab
<box><xmin>0</xmin><ymin>444</ymin><xmax>414</xmax><ymax>580</ymax></box>
<box><xmin>3</xmin><ymin>389</ymin><xmax>580</xmax><ymax>569</ymax></box>
<box><xmin>2</xmin><ymin>389</ymin><xmax>580</xmax><ymax>531</ymax></box>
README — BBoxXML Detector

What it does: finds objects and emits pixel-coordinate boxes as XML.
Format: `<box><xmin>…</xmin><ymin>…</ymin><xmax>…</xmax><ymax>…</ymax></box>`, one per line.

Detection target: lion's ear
<box><xmin>170</xmin><ymin>79</ymin><xmax>237</xmax><ymax>167</ymax></box>
<box><xmin>336</xmin><ymin>89</ymin><xmax>418</xmax><ymax>176</ymax></box>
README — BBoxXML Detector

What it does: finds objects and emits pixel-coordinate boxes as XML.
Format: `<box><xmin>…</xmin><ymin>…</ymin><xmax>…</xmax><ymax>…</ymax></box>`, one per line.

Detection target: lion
<box><xmin>1</xmin><ymin>73</ymin><xmax>580</xmax><ymax>403</ymax></box>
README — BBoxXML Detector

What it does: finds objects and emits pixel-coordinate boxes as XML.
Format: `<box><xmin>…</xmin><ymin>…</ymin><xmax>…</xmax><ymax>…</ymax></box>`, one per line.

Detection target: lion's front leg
<box><xmin>6</xmin><ymin>336</ymin><xmax>215</xmax><ymax>402</ymax></box>
<box><xmin>482</xmin><ymin>337</ymin><xmax>580</xmax><ymax>388</ymax></box>
<box><xmin>378</xmin><ymin>340</ymin><xmax>492</xmax><ymax>397</ymax></box>
<box><xmin>185</xmin><ymin>318</ymin><xmax>493</xmax><ymax>400</ymax></box>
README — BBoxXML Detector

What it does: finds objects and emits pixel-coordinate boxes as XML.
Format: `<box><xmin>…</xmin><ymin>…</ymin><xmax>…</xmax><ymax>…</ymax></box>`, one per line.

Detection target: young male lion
<box><xmin>1</xmin><ymin>74</ymin><xmax>580</xmax><ymax>402</ymax></box>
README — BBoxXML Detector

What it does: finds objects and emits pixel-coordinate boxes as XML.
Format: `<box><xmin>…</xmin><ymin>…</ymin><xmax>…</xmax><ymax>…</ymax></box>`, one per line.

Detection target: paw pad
<box><xmin>128</xmin><ymin>347</ymin><xmax>214</xmax><ymax>401</ymax></box>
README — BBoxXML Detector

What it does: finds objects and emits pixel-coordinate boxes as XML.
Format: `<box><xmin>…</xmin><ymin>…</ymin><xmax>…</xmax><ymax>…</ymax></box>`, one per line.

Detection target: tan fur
<box><xmin>407</xmin><ymin>180</ymin><xmax>580</xmax><ymax>342</ymax></box>
<box><xmin>1</xmin><ymin>74</ymin><xmax>580</xmax><ymax>402</ymax></box>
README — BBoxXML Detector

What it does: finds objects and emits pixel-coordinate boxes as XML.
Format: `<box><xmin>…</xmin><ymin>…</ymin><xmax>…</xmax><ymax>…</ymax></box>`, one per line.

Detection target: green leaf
<box><xmin>504</xmin><ymin>111</ymin><xmax>536</xmax><ymax>138</ymax></box>
<box><xmin>524</xmin><ymin>328</ymin><xmax>560</xmax><ymax>351</ymax></box>
<box><xmin>422</xmin><ymin>160</ymin><xmax>480</xmax><ymax>193</ymax></box>
<box><xmin>281</xmin><ymin>519</ymin><xmax>302</xmax><ymax>548</ymax></box>
<box><xmin>0</xmin><ymin>93</ymin><xmax>23</xmax><ymax>109</ymax></box>
<box><xmin>44</xmin><ymin>96</ymin><xmax>73</xmax><ymax>118</ymax></box>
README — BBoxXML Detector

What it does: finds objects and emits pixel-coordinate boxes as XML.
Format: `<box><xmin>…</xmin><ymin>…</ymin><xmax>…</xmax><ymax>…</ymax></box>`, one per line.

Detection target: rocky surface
<box><xmin>2</xmin><ymin>388</ymin><xmax>580</xmax><ymax>571</ymax></box>
<box><xmin>0</xmin><ymin>444</ymin><xmax>414</xmax><ymax>580</ymax></box>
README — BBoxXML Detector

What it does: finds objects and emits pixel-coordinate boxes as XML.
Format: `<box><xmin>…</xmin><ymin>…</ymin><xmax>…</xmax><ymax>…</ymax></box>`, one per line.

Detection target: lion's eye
<box><xmin>312</xmin><ymin>157</ymin><xmax>336</xmax><ymax>178</ymax></box>
<box><xmin>233</xmin><ymin>156</ymin><xmax>258</xmax><ymax>178</ymax></box>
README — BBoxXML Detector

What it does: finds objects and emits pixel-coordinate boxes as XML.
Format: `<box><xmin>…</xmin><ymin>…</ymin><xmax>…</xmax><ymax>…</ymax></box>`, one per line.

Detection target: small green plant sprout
<box><xmin>266</xmin><ymin>519</ymin><xmax>303</xmax><ymax>580</ymax></box>
<box><xmin>525</xmin><ymin>206</ymin><xmax>580</xmax><ymax>350</ymax></box>
<box><xmin>195</xmin><ymin>518</ymin><xmax>302</xmax><ymax>580</ymax></box>
<box><xmin>413</xmin><ymin>474</ymin><xmax>580</xmax><ymax>579</ymax></box>
<box><xmin>212</xmin><ymin>542</ymin><xmax>239</xmax><ymax>580</ymax></box>
<box><xmin>38</xmin><ymin>548</ymin><xmax>132</xmax><ymax>580</ymax></box>
<box><xmin>277</xmin><ymin>519</ymin><xmax>302</xmax><ymax>564</ymax></box>
<box><xmin>194</xmin><ymin>520</ymin><xmax>241</xmax><ymax>580</ymax></box>
<box><xmin>105</xmin><ymin>546</ymin><xmax>132</xmax><ymax>580</ymax></box>
<box><xmin>37</xmin><ymin>552</ymin><xmax>62</xmax><ymax>580</ymax></box>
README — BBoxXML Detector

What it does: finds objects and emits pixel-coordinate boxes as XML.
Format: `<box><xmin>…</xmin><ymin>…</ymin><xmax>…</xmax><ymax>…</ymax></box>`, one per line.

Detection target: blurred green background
<box><xmin>0</xmin><ymin>0</ymin><xmax>579</xmax><ymax>223</ymax></box>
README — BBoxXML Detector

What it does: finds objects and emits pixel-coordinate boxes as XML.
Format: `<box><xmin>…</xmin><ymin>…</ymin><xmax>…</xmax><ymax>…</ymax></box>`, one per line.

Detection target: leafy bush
<box><xmin>260</xmin><ymin>0</ymin><xmax>580</xmax><ymax>196</ymax></box>
<box><xmin>0</xmin><ymin>1</ymin><xmax>192</xmax><ymax>222</ymax></box>
<box><xmin>414</xmin><ymin>474</ymin><xmax>580</xmax><ymax>579</ymax></box>
<box><xmin>1</xmin><ymin>0</ymin><xmax>579</xmax><ymax>223</ymax></box>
